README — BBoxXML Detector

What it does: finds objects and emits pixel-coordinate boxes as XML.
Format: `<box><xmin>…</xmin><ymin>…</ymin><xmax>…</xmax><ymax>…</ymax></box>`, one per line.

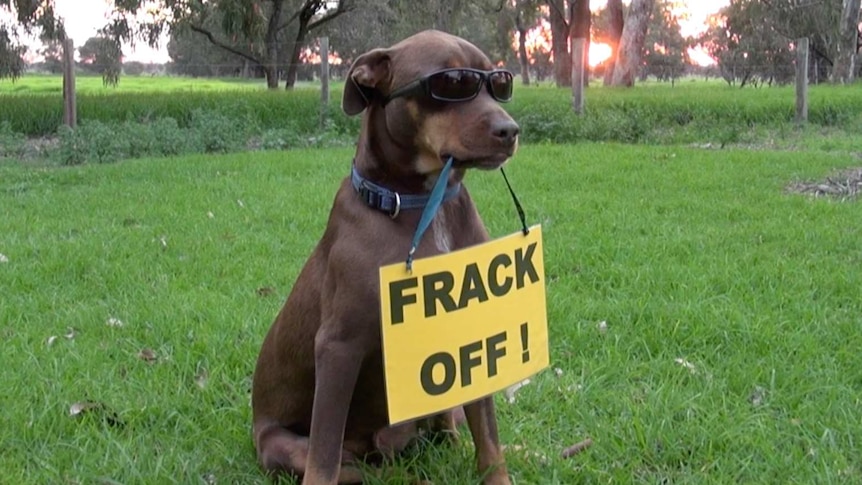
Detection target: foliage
<box><xmin>54</xmin><ymin>124</ymin><xmax>87</xmax><ymax>165</ymax></box>
<box><xmin>78</xmin><ymin>36</ymin><xmax>123</xmax><ymax>87</ymax></box>
<box><xmin>37</xmin><ymin>40</ymin><xmax>63</xmax><ymax>74</ymax></box>
<box><xmin>4</xmin><ymin>79</ymin><xmax>862</xmax><ymax>152</ymax></box>
<box><xmin>167</xmin><ymin>10</ymin><xmax>247</xmax><ymax>78</ymax></box>
<box><xmin>105</xmin><ymin>0</ymin><xmax>354</xmax><ymax>89</ymax></box>
<box><xmin>698</xmin><ymin>0</ymin><xmax>860</xmax><ymax>86</ymax></box>
<box><xmin>0</xmin><ymin>26</ymin><xmax>25</xmax><ymax>79</ymax></box>
<box><xmin>0</xmin><ymin>0</ymin><xmax>64</xmax><ymax>80</ymax></box>
<box><xmin>319</xmin><ymin>0</ymin><xmax>509</xmax><ymax>67</ymax></box>
<box><xmin>0</xmin><ymin>120</ymin><xmax>25</xmax><ymax>158</ymax></box>
<box><xmin>641</xmin><ymin>0</ymin><xmax>691</xmax><ymax>84</ymax></box>
<box><xmin>188</xmin><ymin>109</ymin><xmax>252</xmax><ymax>153</ymax></box>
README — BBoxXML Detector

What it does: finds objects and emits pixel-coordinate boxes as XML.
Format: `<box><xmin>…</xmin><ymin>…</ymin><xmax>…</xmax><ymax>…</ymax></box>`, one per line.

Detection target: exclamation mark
<box><xmin>520</xmin><ymin>322</ymin><xmax>530</xmax><ymax>363</ymax></box>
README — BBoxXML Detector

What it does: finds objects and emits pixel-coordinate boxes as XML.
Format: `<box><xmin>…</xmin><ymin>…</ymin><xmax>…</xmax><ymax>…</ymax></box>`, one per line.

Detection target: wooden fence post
<box><xmin>571</xmin><ymin>37</ymin><xmax>586</xmax><ymax>115</ymax></box>
<box><xmin>319</xmin><ymin>37</ymin><xmax>330</xmax><ymax>129</ymax></box>
<box><xmin>62</xmin><ymin>38</ymin><xmax>77</xmax><ymax>128</ymax></box>
<box><xmin>795</xmin><ymin>37</ymin><xmax>809</xmax><ymax>124</ymax></box>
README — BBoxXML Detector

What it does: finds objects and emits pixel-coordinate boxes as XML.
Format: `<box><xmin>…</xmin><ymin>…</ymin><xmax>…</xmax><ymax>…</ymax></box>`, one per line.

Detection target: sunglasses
<box><xmin>384</xmin><ymin>68</ymin><xmax>514</xmax><ymax>105</ymax></box>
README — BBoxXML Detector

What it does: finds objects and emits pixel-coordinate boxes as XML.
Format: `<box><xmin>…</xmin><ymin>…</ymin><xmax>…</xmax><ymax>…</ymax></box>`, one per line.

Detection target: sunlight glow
<box><xmin>589</xmin><ymin>43</ymin><xmax>612</xmax><ymax>67</ymax></box>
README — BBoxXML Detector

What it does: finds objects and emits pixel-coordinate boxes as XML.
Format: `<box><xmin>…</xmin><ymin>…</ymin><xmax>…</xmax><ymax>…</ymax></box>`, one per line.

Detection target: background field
<box><xmin>2</xmin><ymin>139</ymin><xmax>862</xmax><ymax>483</ymax></box>
<box><xmin>2</xmin><ymin>75</ymin><xmax>862</xmax><ymax>148</ymax></box>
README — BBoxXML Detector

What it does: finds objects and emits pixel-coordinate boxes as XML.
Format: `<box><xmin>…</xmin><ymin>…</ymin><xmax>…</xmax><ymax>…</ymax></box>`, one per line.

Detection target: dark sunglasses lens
<box><xmin>489</xmin><ymin>71</ymin><xmax>514</xmax><ymax>101</ymax></box>
<box><xmin>428</xmin><ymin>70</ymin><xmax>483</xmax><ymax>100</ymax></box>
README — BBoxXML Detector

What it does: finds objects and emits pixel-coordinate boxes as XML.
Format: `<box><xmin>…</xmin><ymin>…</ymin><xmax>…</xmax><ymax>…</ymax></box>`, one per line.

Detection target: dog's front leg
<box><xmin>465</xmin><ymin>397</ymin><xmax>511</xmax><ymax>485</ymax></box>
<box><xmin>303</xmin><ymin>333</ymin><xmax>365</xmax><ymax>485</ymax></box>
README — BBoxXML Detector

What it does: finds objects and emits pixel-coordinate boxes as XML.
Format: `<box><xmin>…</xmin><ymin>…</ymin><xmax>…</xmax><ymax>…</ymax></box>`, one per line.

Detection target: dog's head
<box><xmin>343</xmin><ymin>30</ymin><xmax>519</xmax><ymax>175</ymax></box>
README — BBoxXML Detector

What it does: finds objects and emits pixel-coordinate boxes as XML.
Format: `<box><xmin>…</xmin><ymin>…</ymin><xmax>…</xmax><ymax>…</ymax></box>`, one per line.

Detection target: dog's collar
<box><xmin>350</xmin><ymin>163</ymin><xmax>461</xmax><ymax>219</ymax></box>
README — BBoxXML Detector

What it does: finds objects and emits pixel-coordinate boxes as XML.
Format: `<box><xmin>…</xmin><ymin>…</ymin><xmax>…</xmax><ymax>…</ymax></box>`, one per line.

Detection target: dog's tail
<box><xmin>254</xmin><ymin>420</ymin><xmax>365</xmax><ymax>484</ymax></box>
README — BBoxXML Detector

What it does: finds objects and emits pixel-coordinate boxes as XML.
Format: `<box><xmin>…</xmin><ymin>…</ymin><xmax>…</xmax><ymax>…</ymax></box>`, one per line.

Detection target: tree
<box><xmin>1</xmin><ymin>0</ymin><xmax>64</xmax><ymax>80</ymax></box>
<box><xmin>78</xmin><ymin>36</ymin><xmax>123</xmax><ymax>86</ymax></box>
<box><xmin>642</xmin><ymin>0</ymin><xmax>690</xmax><ymax>84</ymax></box>
<box><xmin>700</xmin><ymin>1</ymin><xmax>797</xmax><ymax>87</ymax></box>
<box><xmin>106</xmin><ymin>0</ymin><xmax>354</xmax><ymax>89</ymax></box>
<box><xmin>610</xmin><ymin>0</ymin><xmax>655</xmax><ymax>86</ymax></box>
<box><xmin>0</xmin><ymin>27</ymin><xmax>25</xmax><ymax>79</ymax></box>
<box><xmin>167</xmin><ymin>8</ymin><xmax>247</xmax><ymax>77</ymax></box>
<box><xmin>320</xmin><ymin>0</ymin><xmax>507</xmax><ymax>67</ymax></box>
<box><xmin>600</xmin><ymin>0</ymin><xmax>624</xmax><ymax>85</ymax></box>
<box><xmin>547</xmin><ymin>0</ymin><xmax>572</xmax><ymax>86</ymax></box>
<box><xmin>514</xmin><ymin>1</ymin><xmax>539</xmax><ymax>85</ymax></box>
<box><xmin>831</xmin><ymin>0</ymin><xmax>862</xmax><ymax>83</ymax></box>
<box><xmin>39</xmin><ymin>40</ymin><xmax>64</xmax><ymax>74</ymax></box>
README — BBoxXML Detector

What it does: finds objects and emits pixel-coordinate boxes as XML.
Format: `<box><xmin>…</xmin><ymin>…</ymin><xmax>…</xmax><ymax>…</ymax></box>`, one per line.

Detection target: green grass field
<box><xmin>0</xmin><ymin>74</ymin><xmax>321</xmax><ymax>94</ymax></box>
<box><xmin>3</xmin><ymin>74</ymin><xmax>862</xmax><ymax>144</ymax></box>
<box><xmin>2</xmin><ymin>143</ymin><xmax>861</xmax><ymax>483</ymax></box>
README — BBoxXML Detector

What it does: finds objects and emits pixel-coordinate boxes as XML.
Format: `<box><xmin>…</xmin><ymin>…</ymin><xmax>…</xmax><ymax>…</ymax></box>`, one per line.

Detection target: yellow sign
<box><xmin>379</xmin><ymin>225</ymin><xmax>549</xmax><ymax>424</ymax></box>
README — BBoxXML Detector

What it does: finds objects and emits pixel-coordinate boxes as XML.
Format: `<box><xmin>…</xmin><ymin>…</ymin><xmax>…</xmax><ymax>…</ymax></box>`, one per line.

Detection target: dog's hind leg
<box><xmin>256</xmin><ymin>423</ymin><xmax>364</xmax><ymax>484</ymax></box>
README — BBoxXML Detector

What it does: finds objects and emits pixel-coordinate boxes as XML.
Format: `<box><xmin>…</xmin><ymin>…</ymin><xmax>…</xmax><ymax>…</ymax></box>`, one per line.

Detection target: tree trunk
<box><xmin>284</xmin><ymin>27</ymin><xmax>308</xmax><ymax>90</ymax></box>
<box><xmin>264</xmin><ymin>0</ymin><xmax>284</xmax><ymax>90</ymax></box>
<box><xmin>548</xmin><ymin>0</ymin><xmax>571</xmax><ymax>87</ymax></box>
<box><xmin>603</xmin><ymin>0</ymin><xmax>624</xmax><ymax>85</ymax></box>
<box><xmin>570</xmin><ymin>0</ymin><xmax>590</xmax><ymax>86</ymax></box>
<box><xmin>610</xmin><ymin>0</ymin><xmax>654</xmax><ymax>87</ymax></box>
<box><xmin>516</xmin><ymin>10</ymin><xmax>531</xmax><ymax>86</ymax></box>
<box><xmin>264</xmin><ymin>65</ymin><xmax>279</xmax><ymax>88</ymax></box>
<box><xmin>831</xmin><ymin>0</ymin><xmax>862</xmax><ymax>84</ymax></box>
<box><xmin>285</xmin><ymin>2</ymin><xmax>316</xmax><ymax>90</ymax></box>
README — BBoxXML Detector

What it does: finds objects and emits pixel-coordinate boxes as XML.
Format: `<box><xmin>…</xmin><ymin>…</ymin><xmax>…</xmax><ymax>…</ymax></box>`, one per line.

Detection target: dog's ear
<box><xmin>342</xmin><ymin>48</ymin><xmax>392</xmax><ymax>116</ymax></box>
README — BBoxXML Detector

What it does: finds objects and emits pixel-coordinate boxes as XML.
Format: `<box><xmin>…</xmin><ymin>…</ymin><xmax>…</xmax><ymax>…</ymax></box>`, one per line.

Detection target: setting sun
<box><xmin>516</xmin><ymin>1</ymin><xmax>730</xmax><ymax>69</ymax></box>
<box><xmin>589</xmin><ymin>42</ymin><xmax>613</xmax><ymax>67</ymax></box>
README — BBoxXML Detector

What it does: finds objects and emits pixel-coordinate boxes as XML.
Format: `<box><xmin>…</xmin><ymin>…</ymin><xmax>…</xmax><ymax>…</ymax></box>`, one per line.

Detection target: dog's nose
<box><xmin>491</xmin><ymin>119</ymin><xmax>520</xmax><ymax>145</ymax></box>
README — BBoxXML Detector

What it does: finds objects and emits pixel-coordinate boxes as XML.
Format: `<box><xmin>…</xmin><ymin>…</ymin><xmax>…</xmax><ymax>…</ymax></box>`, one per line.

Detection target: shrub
<box><xmin>79</xmin><ymin>120</ymin><xmax>127</xmax><ymax>164</ymax></box>
<box><xmin>149</xmin><ymin>117</ymin><xmax>189</xmax><ymax>156</ymax></box>
<box><xmin>188</xmin><ymin>109</ymin><xmax>250</xmax><ymax>153</ymax></box>
<box><xmin>0</xmin><ymin>121</ymin><xmax>26</xmax><ymax>158</ymax></box>
<box><xmin>55</xmin><ymin>125</ymin><xmax>87</xmax><ymax>166</ymax></box>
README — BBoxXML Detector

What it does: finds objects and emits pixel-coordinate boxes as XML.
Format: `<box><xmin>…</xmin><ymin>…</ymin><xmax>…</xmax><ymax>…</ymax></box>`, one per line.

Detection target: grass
<box><xmin>2</xmin><ymin>143</ymin><xmax>861</xmax><ymax>483</ymax></box>
<box><xmin>2</xmin><ymin>75</ymin><xmax>862</xmax><ymax>144</ymax></box>
<box><xmin>0</xmin><ymin>73</ymin><xmax>320</xmax><ymax>94</ymax></box>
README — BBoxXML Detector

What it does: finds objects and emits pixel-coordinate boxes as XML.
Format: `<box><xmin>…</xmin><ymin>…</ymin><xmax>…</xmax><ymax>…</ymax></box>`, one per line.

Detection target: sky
<box><xmin>30</xmin><ymin>0</ymin><xmax>729</xmax><ymax>64</ymax></box>
<box><xmin>54</xmin><ymin>0</ymin><xmax>169</xmax><ymax>63</ymax></box>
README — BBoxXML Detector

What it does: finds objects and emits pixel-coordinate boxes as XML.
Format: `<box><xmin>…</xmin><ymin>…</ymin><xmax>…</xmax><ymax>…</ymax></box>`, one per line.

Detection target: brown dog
<box><xmin>252</xmin><ymin>30</ymin><xmax>519</xmax><ymax>484</ymax></box>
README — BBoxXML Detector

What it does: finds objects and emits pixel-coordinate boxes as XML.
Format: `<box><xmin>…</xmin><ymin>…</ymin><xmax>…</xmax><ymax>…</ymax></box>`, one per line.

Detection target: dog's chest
<box><xmin>431</xmin><ymin>211</ymin><xmax>453</xmax><ymax>253</ymax></box>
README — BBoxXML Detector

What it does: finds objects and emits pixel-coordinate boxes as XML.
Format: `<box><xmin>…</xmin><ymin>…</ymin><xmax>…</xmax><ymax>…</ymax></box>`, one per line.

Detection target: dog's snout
<box><xmin>492</xmin><ymin>119</ymin><xmax>520</xmax><ymax>145</ymax></box>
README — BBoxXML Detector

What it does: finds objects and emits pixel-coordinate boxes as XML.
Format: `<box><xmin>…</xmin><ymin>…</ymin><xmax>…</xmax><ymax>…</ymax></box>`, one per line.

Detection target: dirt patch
<box><xmin>786</xmin><ymin>167</ymin><xmax>862</xmax><ymax>200</ymax></box>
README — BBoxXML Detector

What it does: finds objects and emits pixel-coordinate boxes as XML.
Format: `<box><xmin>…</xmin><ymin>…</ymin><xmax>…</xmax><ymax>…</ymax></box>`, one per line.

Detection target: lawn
<box><xmin>0</xmin><ymin>73</ymin><xmax>322</xmax><ymax>95</ymax></box>
<box><xmin>1</xmin><ymin>143</ymin><xmax>861</xmax><ymax>483</ymax></box>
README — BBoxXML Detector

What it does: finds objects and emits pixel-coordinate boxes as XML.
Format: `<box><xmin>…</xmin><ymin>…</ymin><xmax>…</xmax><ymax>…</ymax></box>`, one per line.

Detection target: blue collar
<box><xmin>350</xmin><ymin>163</ymin><xmax>461</xmax><ymax>219</ymax></box>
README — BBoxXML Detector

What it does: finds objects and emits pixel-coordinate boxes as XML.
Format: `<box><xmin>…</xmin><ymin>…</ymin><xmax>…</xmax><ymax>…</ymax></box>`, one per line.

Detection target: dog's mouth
<box><xmin>448</xmin><ymin>151</ymin><xmax>513</xmax><ymax>171</ymax></box>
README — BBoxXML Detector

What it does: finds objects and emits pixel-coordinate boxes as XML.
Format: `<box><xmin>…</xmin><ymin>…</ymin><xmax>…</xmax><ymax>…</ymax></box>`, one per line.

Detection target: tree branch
<box><xmin>308</xmin><ymin>1</ymin><xmax>353</xmax><ymax>31</ymax></box>
<box><xmin>277</xmin><ymin>9</ymin><xmax>303</xmax><ymax>33</ymax></box>
<box><xmin>190</xmin><ymin>25</ymin><xmax>262</xmax><ymax>67</ymax></box>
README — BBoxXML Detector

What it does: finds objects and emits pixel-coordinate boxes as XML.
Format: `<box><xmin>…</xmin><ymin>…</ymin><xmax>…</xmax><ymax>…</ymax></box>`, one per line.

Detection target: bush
<box><xmin>0</xmin><ymin>121</ymin><xmax>26</xmax><ymax>158</ymax></box>
<box><xmin>55</xmin><ymin>125</ymin><xmax>87</xmax><ymax>166</ymax></box>
<box><xmin>188</xmin><ymin>109</ymin><xmax>250</xmax><ymax>153</ymax></box>
<box><xmin>2</xmin><ymin>82</ymin><xmax>862</xmax><ymax>166</ymax></box>
<box><xmin>149</xmin><ymin>117</ymin><xmax>189</xmax><ymax>156</ymax></box>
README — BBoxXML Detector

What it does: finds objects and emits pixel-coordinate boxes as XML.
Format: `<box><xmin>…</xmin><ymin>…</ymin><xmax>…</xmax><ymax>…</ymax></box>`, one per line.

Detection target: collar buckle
<box><xmin>390</xmin><ymin>192</ymin><xmax>401</xmax><ymax>219</ymax></box>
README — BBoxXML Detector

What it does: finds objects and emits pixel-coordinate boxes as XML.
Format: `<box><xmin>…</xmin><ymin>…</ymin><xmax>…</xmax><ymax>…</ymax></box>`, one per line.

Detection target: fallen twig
<box><xmin>561</xmin><ymin>437</ymin><xmax>593</xmax><ymax>459</ymax></box>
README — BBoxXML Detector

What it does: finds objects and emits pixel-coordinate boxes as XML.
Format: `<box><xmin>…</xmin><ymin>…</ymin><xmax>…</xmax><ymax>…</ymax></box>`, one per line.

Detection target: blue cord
<box><xmin>406</xmin><ymin>156</ymin><xmax>455</xmax><ymax>271</ymax></box>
